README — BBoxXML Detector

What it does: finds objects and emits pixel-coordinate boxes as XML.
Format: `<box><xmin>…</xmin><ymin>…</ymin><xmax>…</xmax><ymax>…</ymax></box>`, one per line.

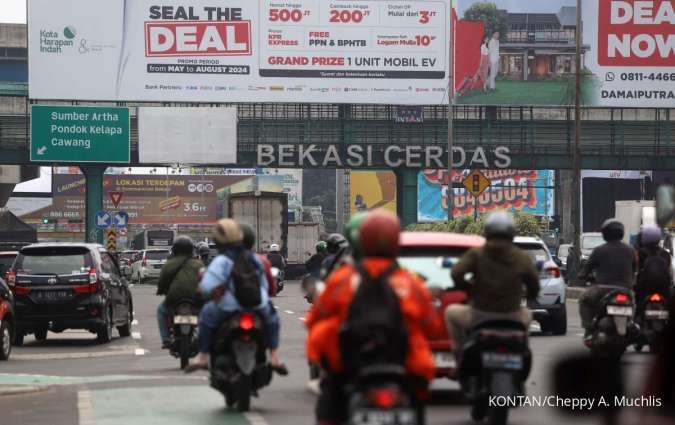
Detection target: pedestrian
<box><xmin>487</xmin><ymin>31</ymin><xmax>500</xmax><ymax>90</ymax></box>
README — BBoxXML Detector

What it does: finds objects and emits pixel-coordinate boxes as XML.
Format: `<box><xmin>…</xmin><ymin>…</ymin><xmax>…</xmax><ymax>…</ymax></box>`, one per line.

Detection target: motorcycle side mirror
<box><xmin>656</xmin><ymin>185</ymin><xmax>675</xmax><ymax>228</ymax></box>
<box><xmin>552</xmin><ymin>353</ymin><xmax>624</xmax><ymax>417</ymax></box>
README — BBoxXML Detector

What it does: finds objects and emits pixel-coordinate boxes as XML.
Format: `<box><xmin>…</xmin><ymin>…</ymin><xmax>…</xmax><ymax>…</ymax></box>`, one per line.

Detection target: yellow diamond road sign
<box><xmin>462</xmin><ymin>170</ymin><xmax>491</xmax><ymax>198</ymax></box>
<box><xmin>106</xmin><ymin>228</ymin><xmax>117</xmax><ymax>252</ymax></box>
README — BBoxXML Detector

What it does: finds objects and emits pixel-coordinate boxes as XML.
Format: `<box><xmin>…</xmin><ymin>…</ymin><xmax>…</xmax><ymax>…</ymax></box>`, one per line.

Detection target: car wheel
<box><xmin>34</xmin><ymin>329</ymin><xmax>48</xmax><ymax>342</ymax></box>
<box><xmin>97</xmin><ymin>308</ymin><xmax>113</xmax><ymax>343</ymax></box>
<box><xmin>117</xmin><ymin>303</ymin><xmax>133</xmax><ymax>338</ymax></box>
<box><xmin>0</xmin><ymin>321</ymin><xmax>12</xmax><ymax>361</ymax></box>
<box><xmin>550</xmin><ymin>304</ymin><xmax>568</xmax><ymax>336</ymax></box>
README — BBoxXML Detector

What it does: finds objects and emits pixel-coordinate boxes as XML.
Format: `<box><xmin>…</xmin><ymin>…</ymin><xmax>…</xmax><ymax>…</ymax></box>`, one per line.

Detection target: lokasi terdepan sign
<box><xmin>28</xmin><ymin>0</ymin><xmax>450</xmax><ymax>104</ymax></box>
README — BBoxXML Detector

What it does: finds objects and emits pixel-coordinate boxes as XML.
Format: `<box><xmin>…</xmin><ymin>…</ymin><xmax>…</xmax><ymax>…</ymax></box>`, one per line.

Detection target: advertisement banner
<box><xmin>350</xmin><ymin>171</ymin><xmax>397</xmax><ymax>215</ymax></box>
<box><xmin>28</xmin><ymin>0</ymin><xmax>450</xmax><ymax>105</ymax></box>
<box><xmin>417</xmin><ymin>169</ymin><xmax>555</xmax><ymax>221</ymax></box>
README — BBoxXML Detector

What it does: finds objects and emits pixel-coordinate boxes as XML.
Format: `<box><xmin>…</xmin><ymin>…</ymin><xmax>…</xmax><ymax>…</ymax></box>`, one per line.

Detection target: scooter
<box><xmin>210</xmin><ymin>311</ymin><xmax>272</xmax><ymax>412</ymax></box>
<box><xmin>634</xmin><ymin>292</ymin><xmax>669</xmax><ymax>353</ymax></box>
<box><xmin>271</xmin><ymin>267</ymin><xmax>284</xmax><ymax>294</ymax></box>
<box><xmin>585</xmin><ymin>287</ymin><xmax>638</xmax><ymax>356</ymax></box>
<box><xmin>459</xmin><ymin>320</ymin><xmax>531</xmax><ymax>425</ymax></box>
<box><xmin>170</xmin><ymin>300</ymin><xmax>200</xmax><ymax>369</ymax></box>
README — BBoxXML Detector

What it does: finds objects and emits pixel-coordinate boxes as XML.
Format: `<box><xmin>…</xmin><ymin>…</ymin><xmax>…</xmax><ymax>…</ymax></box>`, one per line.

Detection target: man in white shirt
<box><xmin>488</xmin><ymin>31</ymin><xmax>500</xmax><ymax>90</ymax></box>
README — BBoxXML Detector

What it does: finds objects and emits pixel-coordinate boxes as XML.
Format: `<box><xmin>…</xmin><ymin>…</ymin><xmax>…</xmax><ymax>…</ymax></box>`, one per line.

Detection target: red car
<box><xmin>398</xmin><ymin>232</ymin><xmax>485</xmax><ymax>379</ymax></box>
<box><xmin>0</xmin><ymin>275</ymin><xmax>15</xmax><ymax>360</ymax></box>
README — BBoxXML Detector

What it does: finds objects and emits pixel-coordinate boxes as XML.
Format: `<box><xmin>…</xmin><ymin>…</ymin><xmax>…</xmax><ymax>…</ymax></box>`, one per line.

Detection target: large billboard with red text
<box><xmin>28</xmin><ymin>0</ymin><xmax>450</xmax><ymax>104</ymax></box>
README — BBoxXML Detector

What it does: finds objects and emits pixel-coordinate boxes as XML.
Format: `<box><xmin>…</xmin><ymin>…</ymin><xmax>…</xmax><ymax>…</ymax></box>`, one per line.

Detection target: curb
<box><xmin>566</xmin><ymin>286</ymin><xmax>587</xmax><ymax>300</ymax></box>
<box><xmin>0</xmin><ymin>385</ymin><xmax>49</xmax><ymax>397</ymax></box>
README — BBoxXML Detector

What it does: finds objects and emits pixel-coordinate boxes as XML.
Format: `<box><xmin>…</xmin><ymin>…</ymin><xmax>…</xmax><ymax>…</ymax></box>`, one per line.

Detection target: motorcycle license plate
<box><xmin>433</xmin><ymin>351</ymin><xmax>456</xmax><ymax>369</ymax></box>
<box><xmin>482</xmin><ymin>352</ymin><xmax>524</xmax><ymax>370</ymax></box>
<box><xmin>520</xmin><ymin>298</ymin><xmax>528</xmax><ymax>307</ymax></box>
<box><xmin>351</xmin><ymin>409</ymin><xmax>416</xmax><ymax>425</ymax></box>
<box><xmin>607</xmin><ymin>306</ymin><xmax>633</xmax><ymax>316</ymax></box>
<box><xmin>173</xmin><ymin>315</ymin><xmax>198</xmax><ymax>325</ymax></box>
<box><xmin>645</xmin><ymin>310</ymin><xmax>669</xmax><ymax>319</ymax></box>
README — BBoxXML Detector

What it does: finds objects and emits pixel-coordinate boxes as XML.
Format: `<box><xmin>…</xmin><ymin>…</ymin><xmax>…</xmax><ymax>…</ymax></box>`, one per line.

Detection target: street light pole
<box><xmin>447</xmin><ymin>6</ymin><xmax>455</xmax><ymax>222</ymax></box>
<box><xmin>573</xmin><ymin>0</ymin><xmax>583</xmax><ymax>272</ymax></box>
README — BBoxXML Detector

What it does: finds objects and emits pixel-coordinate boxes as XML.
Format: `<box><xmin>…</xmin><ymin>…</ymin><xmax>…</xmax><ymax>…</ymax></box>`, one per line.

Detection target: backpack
<box><xmin>339</xmin><ymin>263</ymin><xmax>408</xmax><ymax>375</ymax></box>
<box><xmin>640</xmin><ymin>252</ymin><xmax>670</xmax><ymax>286</ymax></box>
<box><xmin>231</xmin><ymin>250</ymin><xmax>262</xmax><ymax>308</ymax></box>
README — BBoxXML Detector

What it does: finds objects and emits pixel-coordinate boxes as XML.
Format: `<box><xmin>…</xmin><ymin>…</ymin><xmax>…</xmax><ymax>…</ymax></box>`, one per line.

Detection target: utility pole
<box><xmin>447</xmin><ymin>5</ymin><xmax>455</xmax><ymax>221</ymax></box>
<box><xmin>572</xmin><ymin>0</ymin><xmax>583</xmax><ymax>274</ymax></box>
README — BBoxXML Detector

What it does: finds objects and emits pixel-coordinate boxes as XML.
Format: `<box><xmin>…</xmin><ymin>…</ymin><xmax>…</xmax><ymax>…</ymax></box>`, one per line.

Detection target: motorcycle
<box><xmin>271</xmin><ymin>267</ymin><xmax>284</xmax><ymax>294</ymax></box>
<box><xmin>346</xmin><ymin>365</ymin><xmax>420</xmax><ymax>425</ymax></box>
<box><xmin>301</xmin><ymin>274</ymin><xmax>319</xmax><ymax>304</ymax></box>
<box><xmin>459</xmin><ymin>320</ymin><xmax>531</xmax><ymax>425</ymax></box>
<box><xmin>634</xmin><ymin>292</ymin><xmax>669</xmax><ymax>353</ymax></box>
<box><xmin>210</xmin><ymin>311</ymin><xmax>272</xmax><ymax>412</ymax></box>
<box><xmin>170</xmin><ymin>300</ymin><xmax>200</xmax><ymax>369</ymax></box>
<box><xmin>584</xmin><ymin>287</ymin><xmax>638</xmax><ymax>356</ymax></box>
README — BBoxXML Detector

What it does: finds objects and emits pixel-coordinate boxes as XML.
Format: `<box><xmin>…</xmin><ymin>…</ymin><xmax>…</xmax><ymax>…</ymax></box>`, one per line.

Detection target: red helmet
<box><xmin>359</xmin><ymin>209</ymin><xmax>401</xmax><ymax>258</ymax></box>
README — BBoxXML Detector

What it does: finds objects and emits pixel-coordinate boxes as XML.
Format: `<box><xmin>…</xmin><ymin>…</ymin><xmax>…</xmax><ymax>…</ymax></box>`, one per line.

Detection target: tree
<box><xmin>407</xmin><ymin>212</ymin><xmax>542</xmax><ymax>237</ymax></box>
<box><xmin>463</xmin><ymin>2</ymin><xmax>508</xmax><ymax>41</ymax></box>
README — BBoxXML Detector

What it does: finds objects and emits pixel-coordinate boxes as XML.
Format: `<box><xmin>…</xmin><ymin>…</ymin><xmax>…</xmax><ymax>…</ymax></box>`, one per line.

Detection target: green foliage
<box><xmin>407</xmin><ymin>212</ymin><xmax>542</xmax><ymax>237</ymax></box>
<box><xmin>463</xmin><ymin>3</ymin><xmax>508</xmax><ymax>41</ymax></box>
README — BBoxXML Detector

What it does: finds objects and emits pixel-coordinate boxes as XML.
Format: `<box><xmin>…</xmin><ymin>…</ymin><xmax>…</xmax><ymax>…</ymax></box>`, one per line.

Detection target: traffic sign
<box><xmin>95</xmin><ymin>211</ymin><xmax>112</xmax><ymax>229</ymax></box>
<box><xmin>462</xmin><ymin>170</ymin><xmax>491</xmax><ymax>198</ymax></box>
<box><xmin>30</xmin><ymin>105</ymin><xmax>130</xmax><ymax>163</ymax></box>
<box><xmin>106</xmin><ymin>228</ymin><xmax>117</xmax><ymax>252</ymax></box>
<box><xmin>108</xmin><ymin>191</ymin><xmax>124</xmax><ymax>208</ymax></box>
<box><xmin>113</xmin><ymin>211</ymin><xmax>130</xmax><ymax>228</ymax></box>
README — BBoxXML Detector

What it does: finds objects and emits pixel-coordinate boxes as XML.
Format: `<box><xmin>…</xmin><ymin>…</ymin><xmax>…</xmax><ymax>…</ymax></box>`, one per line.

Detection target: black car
<box><xmin>7</xmin><ymin>243</ymin><xmax>133</xmax><ymax>345</ymax></box>
<box><xmin>0</xmin><ymin>276</ymin><xmax>15</xmax><ymax>360</ymax></box>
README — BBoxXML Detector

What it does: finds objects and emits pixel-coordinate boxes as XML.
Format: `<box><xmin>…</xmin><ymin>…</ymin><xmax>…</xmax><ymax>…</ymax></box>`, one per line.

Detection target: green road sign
<box><xmin>30</xmin><ymin>105</ymin><xmax>130</xmax><ymax>163</ymax></box>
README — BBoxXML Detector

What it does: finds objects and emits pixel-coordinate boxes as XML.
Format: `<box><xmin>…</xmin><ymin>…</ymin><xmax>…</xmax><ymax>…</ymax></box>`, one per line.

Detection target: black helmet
<box><xmin>326</xmin><ymin>233</ymin><xmax>348</xmax><ymax>254</ymax></box>
<box><xmin>241</xmin><ymin>224</ymin><xmax>256</xmax><ymax>250</ymax></box>
<box><xmin>601</xmin><ymin>219</ymin><xmax>624</xmax><ymax>242</ymax></box>
<box><xmin>195</xmin><ymin>241</ymin><xmax>210</xmax><ymax>256</ymax></box>
<box><xmin>172</xmin><ymin>235</ymin><xmax>194</xmax><ymax>256</ymax></box>
<box><xmin>484</xmin><ymin>211</ymin><xmax>516</xmax><ymax>240</ymax></box>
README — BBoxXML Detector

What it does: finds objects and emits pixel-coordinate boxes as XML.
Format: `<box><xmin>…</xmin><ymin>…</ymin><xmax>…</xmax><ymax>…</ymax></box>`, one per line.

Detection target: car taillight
<box><xmin>6</xmin><ymin>271</ymin><xmax>16</xmax><ymax>288</ymax></box>
<box><xmin>239</xmin><ymin>313</ymin><xmax>255</xmax><ymax>330</ymax></box>
<box><xmin>545</xmin><ymin>267</ymin><xmax>561</xmax><ymax>279</ymax></box>
<box><xmin>89</xmin><ymin>267</ymin><xmax>98</xmax><ymax>284</ymax></box>
<box><xmin>74</xmin><ymin>268</ymin><xmax>101</xmax><ymax>294</ymax></box>
<box><xmin>14</xmin><ymin>285</ymin><xmax>31</xmax><ymax>295</ymax></box>
<box><xmin>368</xmin><ymin>389</ymin><xmax>398</xmax><ymax>408</ymax></box>
<box><xmin>649</xmin><ymin>293</ymin><xmax>663</xmax><ymax>302</ymax></box>
<box><xmin>614</xmin><ymin>293</ymin><xmax>630</xmax><ymax>304</ymax></box>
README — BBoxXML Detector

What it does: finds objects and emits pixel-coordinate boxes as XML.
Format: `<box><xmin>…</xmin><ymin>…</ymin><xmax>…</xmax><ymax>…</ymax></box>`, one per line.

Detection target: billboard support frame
<box><xmin>573</xmin><ymin>0</ymin><xmax>583</xmax><ymax>271</ymax></box>
<box><xmin>447</xmin><ymin>3</ymin><xmax>455</xmax><ymax>222</ymax></box>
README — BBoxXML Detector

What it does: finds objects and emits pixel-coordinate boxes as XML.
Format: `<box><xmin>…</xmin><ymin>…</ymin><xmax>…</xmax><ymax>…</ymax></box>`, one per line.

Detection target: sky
<box><xmin>0</xmin><ymin>0</ymin><xmax>25</xmax><ymax>23</ymax></box>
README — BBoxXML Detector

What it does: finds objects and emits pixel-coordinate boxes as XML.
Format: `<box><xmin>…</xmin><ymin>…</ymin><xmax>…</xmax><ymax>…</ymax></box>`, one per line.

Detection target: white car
<box><xmin>514</xmin><ymin>236</ymin><xmax>567</xmax><ymax>335</ymax></box>
<box><xmin>130</xmin><ymin>249</ymin><xmax>170</xmax><ymax>284</ymax></box>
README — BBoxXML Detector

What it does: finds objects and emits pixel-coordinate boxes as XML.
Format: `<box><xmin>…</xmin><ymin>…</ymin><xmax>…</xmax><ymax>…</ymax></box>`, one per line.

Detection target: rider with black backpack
<box><xmin>185</xmin><ymin>219</ymin><xmax>287</xmax><ymax>374</ymax></box>
<box><xmin>306</xmin><ymin>210</ymin><xmax>442</xmax><ymax>424</ymax></box>
<box><xmin>636</xmin><ymin>225</ymin><xmax>673</xmax><ymax>314</ymax></box>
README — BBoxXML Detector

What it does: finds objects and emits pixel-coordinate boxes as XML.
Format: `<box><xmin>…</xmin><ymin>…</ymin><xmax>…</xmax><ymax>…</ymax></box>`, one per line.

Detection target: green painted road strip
<box><xmin>30</xmin><ymin>105</ymin><xmax>130</xmax><ymax>163</ymax></box>
<box><xmin>0</xmin><ymin>373</ymin><xmax>167</xmax><ymax>386</ymax></box>
<box><xmin>88</xmin><ymin>386</ymin><xmax>250</xmax><ymax>425</ymax></box>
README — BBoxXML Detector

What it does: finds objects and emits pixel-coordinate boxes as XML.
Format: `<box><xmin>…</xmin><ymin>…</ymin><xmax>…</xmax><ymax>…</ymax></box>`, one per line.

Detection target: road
<box><xmin>0</xmin><ymin>282</ymin><xmax>657</xmax><ymax>425</ymax></box>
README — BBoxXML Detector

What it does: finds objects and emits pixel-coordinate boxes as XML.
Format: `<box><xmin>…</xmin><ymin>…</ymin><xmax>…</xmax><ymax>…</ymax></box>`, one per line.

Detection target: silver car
<box><xmin>130</xmin><ymin>249</ymin><xmax>170</xmax><ymax>284</ymax></box>
<box><xmin>514</xmin><ymin>236</ymin><xmax>567</xmax><ymax>335</ymax></box>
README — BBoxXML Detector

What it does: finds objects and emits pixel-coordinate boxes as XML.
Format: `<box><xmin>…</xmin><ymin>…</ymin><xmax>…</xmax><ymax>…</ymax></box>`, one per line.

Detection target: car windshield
<box><xmin>0</xmin><ymin>255</ymin><xmax>16</xmax><ymax>277</ymax></box>
<box><xmin>145</xmin><ymin>251</ymin><xmax>169</xmax><ymax>261</ymax></box>
<box><xmin>582</xmin><ymin>235</ymin><xmax>604</xmax><ymax>250</ymax></box>
<box><xmin>516</xmin><ymin>243</ymin><xmax>551</xmax><ymax>263</ymax></box>
<box><xmin>398</xmin><ymin>256</ymin><xmax>458</xmax><ymax>290</ymax></box>
<box><xmin>16</xmin><ymin>249</ymin><xmax>92</xmax><ymax>275</ymax></box>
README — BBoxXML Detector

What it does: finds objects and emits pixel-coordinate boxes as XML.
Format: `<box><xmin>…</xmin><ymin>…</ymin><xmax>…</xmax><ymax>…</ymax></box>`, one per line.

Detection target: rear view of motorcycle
<box><xmin>170</xmin><ymin>300</ymin><xmax>200</xmax><ymax>369</ymax></box>
<box><xmin>634</xmin><ymin>292</ymin><xmax>669</xmax><ymax>352</ymax></box>
<box><xmin>459</xmin><ymin>320</ymin><xmax>531</xmax><ymax>425</ymax></box>
<box><xmin>210</xmin><ymin>311</ymin><xmax>272</xmax><ymax>412</ymax></box>
<box><xmin>585</xmin><ymin>289</ymin><xmax>638</xmax><ymax>356</ymax></box>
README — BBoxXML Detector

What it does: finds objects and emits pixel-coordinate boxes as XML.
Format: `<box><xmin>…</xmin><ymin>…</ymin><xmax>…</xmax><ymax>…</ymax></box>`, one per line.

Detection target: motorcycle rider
<box><xmin>242</xmin><ymin>224</ymin><xmax>277</xmax><ymax>297</ymax></box>
<box><xmin>445</xmin><ymin>212</ymin><xmax>540</xmax><ymax>355</ymax></box>
<box><xmin>320</xmin><ymin>233</ymin><xmax>351</xmax><ymax>279</ymax></box>
<box><xmin>267</xmin><ymin>243</ymin><xmax>286</xmax><ymax>272</ymax></box>
<box><xmin>306</xmin><ymin>209</ymin><xmax>443</xmax><ymax>424</ymax></box>
<box><xmin>185</xmin><ymin>219</ymin><xmax>287</xmax><ymax>374</ymax></box>
<box><xmin>635</xmin><ymin>225</ymin><xmax>672</xmax><ymax>316</ymax></box>
<box><xmin>195</xmin><ymin>242</ymin><xmax>212</xmax><ymax>266</ymax></box>
<box><xmin>156</xmin><ymin>236</ymin><xmax>204</xmax><ymax>349</ymax></box>
<box><xmin>305</xmin><ymin>241</ymin><xmax>328</xmax><ymax>278</ymax></box>
<box><xmin>577</xmin><ymin>219</ymin><xmax>637</xmax><ymax>338</ymax></box>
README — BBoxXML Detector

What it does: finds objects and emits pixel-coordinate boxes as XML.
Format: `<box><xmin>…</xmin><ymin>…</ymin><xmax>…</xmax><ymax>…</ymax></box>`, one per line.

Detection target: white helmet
<box><xmin>269</xmin><ymin>243</ymin><xmax>280</xmax><ymax>252</ymax></box>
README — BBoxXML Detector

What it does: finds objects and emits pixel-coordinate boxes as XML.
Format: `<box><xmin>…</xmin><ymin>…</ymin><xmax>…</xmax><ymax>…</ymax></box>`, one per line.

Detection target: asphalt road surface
<box><xmin>0</xmin><ymin>282</ymin><xmax>660</xmax><ymax>425</ymax></box>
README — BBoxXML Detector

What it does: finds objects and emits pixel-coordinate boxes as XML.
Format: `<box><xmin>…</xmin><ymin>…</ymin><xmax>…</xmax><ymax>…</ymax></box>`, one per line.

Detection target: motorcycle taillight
<box><xmin>614</xmin><ymin>293</ymin><xmax>630</xmax><ymax>304</ymax></box>
<box><xmin>649</xmin><ymin>293</ymin><xmax>663</xmax><ymax>302</ymax></box>
<box><xmin>239</xmin><ymin>313</ymin><xmax>255</xmax><ymax>331</ymax></box>
<box><xmin>368</xmin><ymin>388</ymin><xmax>398</xmax><ymax>409</ymax></box>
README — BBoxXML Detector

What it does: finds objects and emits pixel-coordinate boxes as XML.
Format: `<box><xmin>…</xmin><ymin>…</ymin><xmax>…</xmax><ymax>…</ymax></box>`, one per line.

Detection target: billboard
<box><xmin>417</xmin><ymin>169</ymin><xmax>555</xmax><ymax>221</ymax></box>
<box><xmin>350</xmin><ymin>171</ymin><xmax>397</xmax><ymax>215</ymax></box>
<box><xmin>28</xmin><ymin>0</ymin><xmax>450</xmax><ymax>105</ymax></box>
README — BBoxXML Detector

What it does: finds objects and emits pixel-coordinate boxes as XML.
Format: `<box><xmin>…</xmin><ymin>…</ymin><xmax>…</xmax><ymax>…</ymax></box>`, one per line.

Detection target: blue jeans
<box><xmin>198</xmin><ymin>301</ymin><xmax>280</xmax><ymax>354</ymax></box>
<box><xmin>156</xmin><ymin>302</ymin><xmax>170</xmax><ymax>344</ymax></box>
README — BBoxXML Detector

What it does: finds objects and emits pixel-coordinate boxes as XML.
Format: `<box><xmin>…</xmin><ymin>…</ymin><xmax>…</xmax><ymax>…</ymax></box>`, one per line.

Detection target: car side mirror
<box><xmin>657</xmin><ymin>185</ymin><xmax>675</xmax><ymax>228</ymax></box>
<box><xmin>553</xmin><ymin>257</ymin><xmax>563</xmax><ymax>267</ymax></box>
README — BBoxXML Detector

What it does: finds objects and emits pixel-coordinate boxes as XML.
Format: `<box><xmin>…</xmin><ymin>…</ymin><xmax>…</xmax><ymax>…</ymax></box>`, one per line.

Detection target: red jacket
<box><xmin>257</xmin><ymin>254</ymin><xmax>277</xmax><ymax>297</ymax></box>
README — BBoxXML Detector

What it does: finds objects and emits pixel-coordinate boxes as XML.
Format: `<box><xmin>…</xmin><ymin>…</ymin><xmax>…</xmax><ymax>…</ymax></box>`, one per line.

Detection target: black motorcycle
<box><xmin>634</xmin><ymin>292</ymin><xmax>669</xmax><ymax>353</ymax></box>
<box><xmin>210</xmin><ymin>311</ymin><xmax>272</xmax><ymax>412</ymax></box>
<box><xmin>170</xmin><ymin>300</ymin><xmax>200</xmax><ymax>369</ymax></box>
<box><xmin>460</xmin><ymin>320</ymin><xmax>531</xmax><ymax>425</ymax></box>
<box><xmin>584</xmin><ymin>287</ymin><xmax>638</xmax><ymax>356</ymax></box>
<box><xmin>346</xmin><ymin>364</ymin><xmax>420</xmax><ymax>425</ymax></box>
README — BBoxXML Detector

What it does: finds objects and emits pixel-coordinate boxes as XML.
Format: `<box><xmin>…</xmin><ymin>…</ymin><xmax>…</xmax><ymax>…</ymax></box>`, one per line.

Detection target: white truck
<box><xmin>228</xmin><ymin>192</ymin><xmax>288</xmax><ymax>255</ymax></box>
<box><xmin>615</xmin><ymin>200</ymin><xmax>656</xmax><ymax>246</ymax></box>
<box><xmin>287</xmin><ymin>222</ymin><xmax>322</xmax><ymax>266</ymax></box>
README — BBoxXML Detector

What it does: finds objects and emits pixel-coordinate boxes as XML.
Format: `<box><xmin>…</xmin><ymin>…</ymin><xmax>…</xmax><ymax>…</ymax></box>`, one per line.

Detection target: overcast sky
<box><xmin>0</xmin><ymin>0</ymin><xmax>25</xmax><ymax>23</ymax></box>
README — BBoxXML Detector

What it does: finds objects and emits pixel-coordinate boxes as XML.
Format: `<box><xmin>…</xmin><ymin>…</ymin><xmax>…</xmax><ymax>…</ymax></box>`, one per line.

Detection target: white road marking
<box><xmin>13</xmin><ymin>348</ymin><xmax>140</xmax><ymax>360</ymax></box>
<box><xmin>134</xmin><ymin>348</ymin><xmax>146</xmax><ymax>356</ymax></box>
<box><xmin>77</xmin><ymin>390</ymin><xmax>96</xmax><ymax>425</ymax></box>
<box><xmin>298</xmin><ymin>317</ymin><xmax>306</xmax><ymax>322</ymax></box>
<box><xmin>132</xmin><ymin>332</ymin><xmax>142</xmax><ymax>340</ymax></box>
<box><xmin>244</xmin><ymin>412</ymin><xmax>270</xmax><ymax>425</ymax></box>
<box><xmin>284</xmin><ymin>310</ymin><xmax>295</xmax><ymax>315</ymax></box>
